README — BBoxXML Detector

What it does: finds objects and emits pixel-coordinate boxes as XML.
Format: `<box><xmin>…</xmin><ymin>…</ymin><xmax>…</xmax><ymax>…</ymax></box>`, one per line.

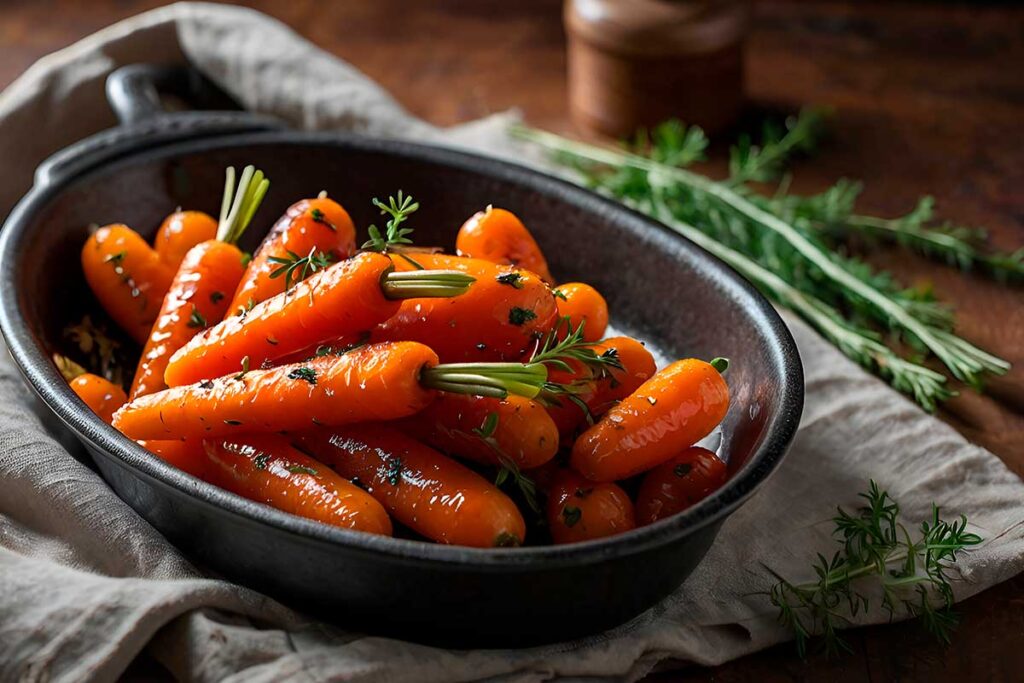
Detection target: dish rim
<box><xmin>0</xmin><ymin>130</ymin><xmax>803</xmax><ymax>568</ymax></box>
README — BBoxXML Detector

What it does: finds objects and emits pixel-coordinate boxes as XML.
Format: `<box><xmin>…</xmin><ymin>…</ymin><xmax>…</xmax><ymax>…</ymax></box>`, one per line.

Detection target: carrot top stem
<box><xmin>216</xmin><ymin>165</ymin><xmax>271</xmax><ymax>245</ymax></box>
<box><xmin>380</xmin><ymin>269</ymin><xmax>476</xmax><ymax>299</ymax></box>
<box><xmin>421</xmin><ymin>362</ymin><xmax>548</xmax><ymax>399</ymax></box>
<box><xmin>710</xmin><ymin>357</ymin><xmax>730</xmax><ymax>373</ymax></box>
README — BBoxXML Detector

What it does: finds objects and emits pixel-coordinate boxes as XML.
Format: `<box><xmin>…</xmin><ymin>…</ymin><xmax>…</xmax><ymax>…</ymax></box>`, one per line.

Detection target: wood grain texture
<box><xmin>1</xmin><ymin>0</ymin><xmax>1022</xmax><ymax>677</ymax></box>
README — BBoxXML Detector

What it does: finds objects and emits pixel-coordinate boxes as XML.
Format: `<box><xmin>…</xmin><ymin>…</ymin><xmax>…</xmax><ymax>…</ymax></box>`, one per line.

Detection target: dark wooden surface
<box><xmin>2</xmin><ymin>1</ymin><xmax>1023</xmax><ymax>680</ymax></box>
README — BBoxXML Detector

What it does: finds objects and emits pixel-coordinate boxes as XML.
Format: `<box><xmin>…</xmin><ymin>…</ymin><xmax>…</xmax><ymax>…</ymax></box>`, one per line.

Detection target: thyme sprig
<box><xmin>529</xmin><ymin>317</ymin><xmax>623</xmax><ymax>378</ymax></box>
<box><xmin>510</xmin><ymin>112</ymin><xmax>1015</xmax><ymax>410</ymax></box>
<box><xmin>767</xmin><ymin>481</ymin><xmax>982</xmax><ymax>657</ymax></box>
<box><xmin>268</xmin><ymin>247</ymin><xmax>336</xmax><ymax>292</ymax></box>
<box><xmin>361</xmin><ymin>191</ymin><xmax>420</xmax><ymax>253</ymax></box>
<box><xmin>472</xmin><ymin>413</ymin><xmax>541</xmax><ymax>514</ymax></box>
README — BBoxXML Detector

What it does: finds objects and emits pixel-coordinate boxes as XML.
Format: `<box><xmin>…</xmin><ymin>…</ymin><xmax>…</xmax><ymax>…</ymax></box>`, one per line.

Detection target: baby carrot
<box><xmin>296</xmin><ymin>425</ymin><xmax>526</xmax><ymax>547</ymax></box>
<box><xmin>635</xmin><ymin>447</ymin><xmax>728</xmax><ymax>525</ymax></box>
<box><xmin>571</xmin><ymin>358</ymin><xmax>730</xmax><ymax>482</ymax></box>
<box><xmin>546</xmin><ymin>468</ymin><xmax>635</xmax><ymax>544</ymax></box>
<box><xmin>398</xmin><ymin>393</ymin><xmax>558</xmax><ymax>470</ymax></box>
<box><xmin>203</xmin><ymin>434</ymin><xmax>392</xmax><ymax>535</ymax></box>
<box><xmin>554</xmin><ymin>283</ymin><xmax>608</xmax><ymax>342</ymax></box>
<box><xmin>54</xmin><ymin>354</ymin><xmax>126</xmax><ymax>424</ymax></box>
<box><xmin>164</xmin><ymin>251</ymin><xmax>473</xmax><ymax>387</ymax></box>
<box><xmin>456</xmin><ymin>206</ymin><xmax>554</xmax><ymax>284</ymax></box>
<box><xmin>228</xmin><ymin>195</ymin><xmax>356</xmax><ymax>314</ymax></box>
<box><xmin>138</xmin><ymin>439</ymin><xmax>208</xmax><ymax>478</ymax></box>
<box><xmin>372</xmin><ymin>253</ymin><xmax>559</xmax><ymax>363</ymax></box>
<box><xmin>130</xmin><ymin>167</ymin><xmax>267</xmax><ymax>399</ymax></box>
<box><xmin>81</xmin><ymin>224</ymin><xmax>174</xmax><ymax>344</ymax></box>
<box><xmin>153</xmin><ymin>210</ymin><xmax>218</xmax><ymax>269</ymax></box>
<box><xmin>114</xmin><ymin>342</ymin><xmax>440</xmax><ymax>441</ymax></box>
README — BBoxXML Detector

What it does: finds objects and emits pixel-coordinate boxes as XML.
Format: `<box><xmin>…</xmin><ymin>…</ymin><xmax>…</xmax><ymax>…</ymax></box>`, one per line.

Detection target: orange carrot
<box><xmin>129</xmin><ymin>241</ymin><xmax>245</xmax><ymax>398</ymax></box>
<box><xmin>164</xmin><ymin>252</ymin><xmax>473</xmax><ymax>387</ymax></box>
<box><xmin>456</xmin><ymin>206</ymin><xmax>554</xmax><ymax>284</ymax></box>
<box><xmin>554</xmin><ymin>283</ymin><xmax>608</xmax><ymax>342</ymax></box>
<box><xmin>544</xmin><ymin>336</ymin><xmax>656</xmax><ymax>437</ymax></box>
<box><xmin>296</xmin><ymin>425</ymin><xmax>526</xmax><ymax>547</ymax></box>
<box><xmin>203</xmin><ymin>434</ymin><xmax>392</xmax><ymax>535</ymax></box>
<box><xmin>130</xmin><ymin>166</ymin><xmax>268</xmax><ymax>398</ymax></box>
<box><xmin>81</xmin><ymin>225</ymin><xmax>174</xmax><ymax>344</ymax></box>
<box><xmin>546</xmin><ymin>469</ymin><xmax>635</xmax><ymax>544</ymax></box>
<box><xmin>635</xmin><ymin>447</ymin><xmax>728</xmax><ymax>525</ymax></box>
<box><xmin>373</xmin><ymin>253</ymin><xmax>558</xmax><ymax>362</ymax></box>
<box><xmin>114</xmin><ymin>342</ymin><xmax>440</xmax><ymax>441</ymax></box>
<box><xmin>571</xmin><ymin>358</ymin><xmax>730</xmax><ymax>482</ymax></box>
<box><xmin>54</xmin><ymin>354</ymin><xmax>126</xmax><ymax>424</ymax></box>
<box><xmin>229</xmin><ymin>196</ymin><xmax>356</xmax><ymax>314</ymax></box>
<box><xmin>153</xmin><ymin>210</ymin><xmax>218</xmax><ymax>269</ymax></box>
<box><xmin>398</xmin><ymin>393</ymin><xmax>558</xmax><ymax>470</ymax></box>
<box><xmin>138</xmin><ymin>439</ymin><xmax>208</xmax><ymax>478</ymax></box>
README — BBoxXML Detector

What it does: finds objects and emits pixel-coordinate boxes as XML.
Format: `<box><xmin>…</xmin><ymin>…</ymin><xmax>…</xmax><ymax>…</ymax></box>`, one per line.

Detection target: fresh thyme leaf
<box><xmin>253</xmin><ymin>453</ymin><xmax>270</xmax><ymax>470</ymax></box>
<box><xmin>286</xmin><ymin>464</ymin><xmax>318</xmax><ymax>475</ymax></box>
<box><xmin>361</xmin><ymin>190</ymin><xmax>420</xmax><ymax>252</ymax></box>
<box><xmin>766</xmin><ymin>481</ymin><xmax>982</xmax><ymax>658</ymax></box>
<box><xmin>530</xmin><ymin>316</ymin><xmax>623</xmax><ymax>380</ymax></box>
<box><xmin>552</xmin><ymin>288</ymin><xmax>568</xmax><ymax>301</ymax></box>
<box><xmin>508</xmin><ymin>307</ymin><xmax>537</xmax><ymax>326</ymax></box>
<box><xmin>187</xmin><ymin>306</ymin><xmax>207</xmax><ymax>329</ymax></box>
<box><xmin>496</xmin><ymin>272</ymin><xmax>524</xmax><ymax>289</ymax></box>
<box><xmin>287</xmin><ymin>366</ymin><xmax>318</xmax><ymax>385</ymax></box>
<box><xmin>309</xmin><ymin>207</ymin><xmax>335</xmax><ymax>231</ymax></box>
<box><xmin>473</xmin><ymin>412</ymin><xmax>499</xmax><ymax>439</ymax></box>
<box><xmin>386</xmin><ymin>456</ymin><xmax>404</xmax><ymax>486</ymax></box>
<box><xmin>268</xmin><ymin>247</ymin><xmax>336</xmax><ymax>292</ymax></box>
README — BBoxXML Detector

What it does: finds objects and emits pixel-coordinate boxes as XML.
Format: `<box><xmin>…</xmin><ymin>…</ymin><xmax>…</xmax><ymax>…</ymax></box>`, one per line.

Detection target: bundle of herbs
<box><xmin>510</xmin><ymin>111</ymin><xmax>1020</xmax><ymax>411</ymax></box>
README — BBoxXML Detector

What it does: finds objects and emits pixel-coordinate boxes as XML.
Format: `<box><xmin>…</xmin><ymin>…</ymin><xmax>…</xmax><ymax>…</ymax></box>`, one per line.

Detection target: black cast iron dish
<box><xmin>0</xmin><ymin>65</ymin><xmax>803</xmax><ymax>646</ymax></box>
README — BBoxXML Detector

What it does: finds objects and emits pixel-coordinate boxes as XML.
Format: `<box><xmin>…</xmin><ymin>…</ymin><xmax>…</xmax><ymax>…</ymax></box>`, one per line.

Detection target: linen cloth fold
<box><xmin>1</xmin><ymin>4</ymin><xmax>1022</xmax><ymax>682</ymax></box>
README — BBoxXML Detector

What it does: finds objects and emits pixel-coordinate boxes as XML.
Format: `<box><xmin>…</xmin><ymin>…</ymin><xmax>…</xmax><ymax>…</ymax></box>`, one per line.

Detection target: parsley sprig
<box><xmin>361</xmin><ymin>191</ymin><xmax>420</xmax><ymax>252</ymax></box>
<box><xmin>268</xmin><ymin>247</ymin><xmax>336</xmax><ymax>292</ymax></box>
<box><xmin>766</xmin><ymin>481</ymin><xmax>982</xmax><ymax>657</ymax></box>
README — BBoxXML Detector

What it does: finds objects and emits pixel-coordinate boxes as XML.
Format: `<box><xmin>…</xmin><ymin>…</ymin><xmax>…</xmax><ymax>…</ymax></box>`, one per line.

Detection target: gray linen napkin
<box><xmin>1</xmin><ymin>4</ymin><xmax>1022</xmax><ymax>682</ymax></box>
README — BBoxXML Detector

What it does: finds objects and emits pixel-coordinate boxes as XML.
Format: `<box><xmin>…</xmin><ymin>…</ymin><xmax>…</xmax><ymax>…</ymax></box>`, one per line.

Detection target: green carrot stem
<box><xmin>216</xmin><ymin>165</ymin><xmax>271</xmax><ymax>245</ymax></box>
<box><xmin>380</xmin><ymin>270</ymin><xmax>475</xmax><ymax>299</ymax></box>
<box><xmin>420</xmin><ymin>362</ymin><xmax>548</xmax><ymax>399</ymax></box>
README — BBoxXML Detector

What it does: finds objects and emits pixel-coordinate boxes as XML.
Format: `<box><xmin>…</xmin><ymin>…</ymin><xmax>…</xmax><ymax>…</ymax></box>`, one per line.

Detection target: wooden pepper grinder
<box><xmin>564</xmin><ymin>0</ymin><xmax>748</xmax><ymax>138</ymax></box>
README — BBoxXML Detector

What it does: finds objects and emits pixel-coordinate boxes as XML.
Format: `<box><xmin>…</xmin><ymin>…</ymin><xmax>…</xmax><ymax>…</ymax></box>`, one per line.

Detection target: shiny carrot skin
<box><xmin>545</xmin><ymin>336</ymin><xmax>656</xmax><ymax>437</ymax></box>
<box><xmin>229</xmin><ymin>197</ymin><xmax>356</xmax><ymax>313</ymax></box>
<box><xmin>296</xmin><ymin>425</ymin><xmax>526</xmax><ymax>547</ymax></box>
<box><xmin>82</xmin><ymin>225</ymin><xmax>174</xmax><ymax>344</ymax></box>
<box><xmin>571</xmin><ymin>359</ymin><xmax>730</xmax><ymax>482</ymax></box>
<box><xmin>165</xmin><ymin>252</ymin><xmax>398</xmax><ymax>387</ymax></box>
<box><xmin>138</xmin><ymin>439</ymin><xmax>208</xmax><ymax>478</ymax></box>
<box><xmin>546</xmin><ymin>469</ymin><xmax>635</xmax><ymax>544</ymax></box>
<box><xmin>636</xmin><ymin>447</ymin><xmax>728</xmax><ymax>525</ymax></box>
<box><xmin>373</xmin><ymin>253</ymin><xmax>558</xmax><ymax>362</ymax></box>
<box><xmin>153</xmin><ymin>211</ymin><xmax>218</xmax><ymax>269</ymax></box>
<box><xmin>399</xmin><ymin>393</ymin><xmax>558</xmax><ymax>470</ymax></box>
<box><xmin>67</xmin><ymin>373</ymin><xmax>127</xmax><ymax>424</ymax></box>
<box><xmin>113</xmin><ymin>342</ymin><xmax>439</xmax><ymax>441</ymax></box>
<box><xmin>129</xmin><ymin>241</ymin><xmax>245</xmax><ymax>399</ymax></box>
<box><xmin>456</xmin><ymin>206</ymin><xmax>554</xmax><ymax>284</ymax></box>
<box><xmin>554</xmin><ymin>283</ymin><xmax>608</xmax><ymax>342</ymax></box>
<box><xmin>203</xmin><ymin>434</ymin><xmax>392</xmax><ymax>535</ymax></box>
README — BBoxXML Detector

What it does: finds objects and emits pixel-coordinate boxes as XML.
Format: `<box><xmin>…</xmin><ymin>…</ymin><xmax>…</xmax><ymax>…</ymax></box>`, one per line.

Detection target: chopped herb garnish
<box><xmin>187</xmin><ymin>306</ymin><xmax>207</xmax><ymax>329</ymax></box>
<box><xmin>562</xmin><ymin>506</ymin><xmax>582</xmax><ymax>528</ymax></box>
<box><xmin>494</xmin><ymin>532</ymin><xmax>521</xmax><ymax>548</ymax></box>
<box><xmin>266</xmin><ymin>336</ymin><xmax>279</xmax><ymax>345</ymax></box>
<box><xmin>233</xmin><ymin>356</ymin><xmax>250</xmax><ymax>381</ymax></box>
<box><xmin>268</xmin><ymin>247</ymin><xmax>336</xmax><ymax>292</ymax></box>
<box><xmin>386</xmin><ymin>456</ymin><xmax>404</xmax><ymax>486</ymax></box>
<box><xmin>105</xmin><ymin>251</ymin><xmax>126</xmax><ymax>265</ymax></box>
<box><xmin>472</xmin><ymin>412</ymin><xmax>499</xmax><ymax>439</ymax></box>
<box><xmin>508</xmin><ymin>307</ymin><xmax>537</xmax><ymax>326</ymax></box>
<box><xmin>199</xmin><ymin>379</ymin><xmax>215</xmax><ymax>390</ymax></box>
<box><xmin>287</xmin><ymin>366</ymin><xmax>318</xmax><ymax>385</ymax></box>
<box><xmin>552</xmin><ymin>288</ymin><xmax>568</xmax><ymax>301</ymax></box>
<box><xmin>240</xmin><ymin>252</ymin><xmax>252</xmax><ymax>267</ymax></box>
<box><xmin>224</xmin><ymin>419</ymin><xmax>243</xmax><ymax>426</ymax></box>
<box><xmin>253</xmin><ymin>453</ymin><xmax>270</xmax><ymax>470</ymax></box>
<box><xmin>674</xmin><ymin>463</ymin><xmax>693</xmax><ymax>478</ymax></box>
<box><xmin>210</xmin><ymin>291</ymin><xmax>225</xmax><ymax>304</ymax></box>
<box><xmin>496</xmin><ymin>272</ymin><xmax>524</xmax><ymax>289</ymax></box>
<box><xmin>287</xmin><ymin>464</ymin><xmax>318</xmax><ymax>476</ymax></box>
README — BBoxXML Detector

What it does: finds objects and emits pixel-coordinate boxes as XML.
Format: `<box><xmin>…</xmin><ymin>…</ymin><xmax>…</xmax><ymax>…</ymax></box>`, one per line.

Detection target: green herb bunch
<box><xmin>511</xmin><ymin>113</ymin><xmax>1019</xmax><ymax>411</ymax></box>
<box><xmin>766</xmin><ymin>481</ymin><xmax>981</xmax><ymax>657</ymax></box>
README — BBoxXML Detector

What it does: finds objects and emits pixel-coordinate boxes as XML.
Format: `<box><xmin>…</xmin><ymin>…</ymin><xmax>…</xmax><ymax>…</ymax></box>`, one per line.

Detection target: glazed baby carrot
<box><xmin>117</xmin><ymin>342</ymin><xmax>558</xmax><ymax>441</ymax></box>
<box><xmin>554</xmin><ymin>283</ymin><xmax>608</xmax><ymax>342</ymax></box>
<box><xmin>296</xmin><ymin>425</ymin><xmax>526</xmax><ymax>547</ymax></box>
<box><xmin>129</xmin><ymin>167</ymin><xmax>268</xmax><ymax>399</ymax></box>
<box><xmin>571</xmin><ymin>358</ymin><xmax>730</xmax><ymax>482</ymax></box>
<box><xmin>82</xmin><ymin>224</ymin><xmax>174</xmax><ymax>344</ymax></box>
<box><xmin>116</xmin><ymin>342</ymin><xmax>440</xmax><ymax>440</ymax></box>
<box><xmin>398</xmin><ymin>393</ymin><xmax>558</xmax><ymax>470</ymax></box>
<box><xmin>153</xmin><ymin>210</ymin><xmax>218</xmax><ymax>269</ymax></box>
<box><xmin>542</xmin><ymin>335</ymin><xmax>656</xmax><ymax>437</ymax></box>
<box><xmin>372</xmin><ymin>253</ymin><xmax>559</xmax><ymax>363</ymax></box>
<box><xmin>456</xmin><ymin>206</ymin><xmax>554</xmax><ymax>284</ymax></box>
<box><xmin>546</xmin><ymin>468</ymin><xmax>635</xmax><ymax>544</ymax></box>
<box><xmin>203</xmin><ymin>434</ymin><xmax>392</xmax><ymax>535</ymax></box>
<box><xmin>164</xmin><ymin>251</ymin><xmax>474</xmax><ymax>387</ymax></box>
<box><xmin>635</xmin><ymin>447</ymin><xmax>728</xmax><ymax>525</ymax></box>
<box><xmin>228</xmin><ymin>194</ymin><xmax>356</xmax><ymax>314</ymax></box>
<box><xmin>138</xmin><ymin>439</ymin><xmax>208</xmax><ymax>478</ymax></box>
<box><xmin>54</xmin><ymin>354</ymin><xmax>126</xmax><ymax>424</ymax></box>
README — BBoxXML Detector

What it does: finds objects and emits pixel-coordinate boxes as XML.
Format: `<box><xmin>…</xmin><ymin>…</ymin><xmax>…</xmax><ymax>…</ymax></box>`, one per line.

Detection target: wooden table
<box><xmin>3</xmin><ymin>1</ymin><xmax>1022</xmax><ymax>679</ymax></box>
